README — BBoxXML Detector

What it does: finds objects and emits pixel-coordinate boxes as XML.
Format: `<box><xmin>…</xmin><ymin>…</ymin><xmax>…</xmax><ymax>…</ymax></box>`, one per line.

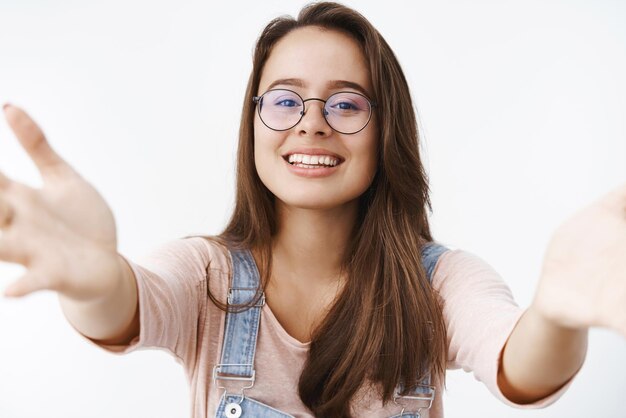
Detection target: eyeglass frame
<box><xmin>252</xmin><ymin>88</ymin><xmax>378</xmax><ymax>135</ymax></box>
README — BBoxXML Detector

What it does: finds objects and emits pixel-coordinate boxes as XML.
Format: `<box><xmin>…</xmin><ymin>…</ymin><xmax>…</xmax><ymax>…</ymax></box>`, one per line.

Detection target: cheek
<box><xmin>254</xmin><ymin>118</ymin><xmax>270</xmax><ymax>159</ymax></box>
<box><xmin>253</xmin><ymin>121</ymin><xmax>283</xmax><ymax>183</ymax></box>
<box><xmin>354</xmin><ymin>132</ymin><xmax>379</xmax><ymax>184</ymax></box>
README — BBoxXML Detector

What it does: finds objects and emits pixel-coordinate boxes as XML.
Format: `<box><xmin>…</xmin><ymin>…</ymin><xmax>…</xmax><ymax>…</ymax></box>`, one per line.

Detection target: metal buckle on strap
<box><xmin>213</xmin><ymin>364</ymin><xmax>256</xmax><ymax>405</ymax></box>
<box><xmin>227</xmin><ymin>288</ymin><xmax>266</xmax><ymax>307</ymax></box>
<box><xmin>212</xmin><ymin>364</ymin><xmax>256</xmax><ymax>384</ymax></box>
<box><xmin>393</xmin><ymin>385</ymin><xmax>436</xmax><ymax>415</ymax></box>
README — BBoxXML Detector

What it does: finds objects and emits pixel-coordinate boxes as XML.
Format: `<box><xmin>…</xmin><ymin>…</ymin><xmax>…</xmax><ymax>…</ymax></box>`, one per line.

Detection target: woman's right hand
<box><xmin>1</xmin><ymin>104</ymin><xmax>122</xmax><ymax>302</ymax></box>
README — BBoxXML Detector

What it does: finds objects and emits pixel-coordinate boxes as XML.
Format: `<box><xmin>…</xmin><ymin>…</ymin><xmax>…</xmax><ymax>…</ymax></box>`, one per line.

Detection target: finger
<box><xmin>0</xmin><ymin>195</ymin><xmax>14</xmax><ymax>228</ymax></box>
<box><xmin>0</xmin><ymin>235</ymin><xmax>28</xmax><ymax>265</ymax></box>
<box><xmin>2</xmin><ymin>104</ymin><xmax>73</xmax><ymax>181</ymax></box>
<box><xmin>3</xmin><ymin>271</ymin><xmax>46</xmax><ymax>298</ymax></box>
<box><xmin>0</xmin><ymin>169</ymin><xmax>14</xmax><ymax>191</ymax></box>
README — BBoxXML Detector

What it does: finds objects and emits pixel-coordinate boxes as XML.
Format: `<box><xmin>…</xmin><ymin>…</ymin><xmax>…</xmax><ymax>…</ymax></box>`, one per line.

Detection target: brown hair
<box><xmin>197</xmin><ymin>2</ymin><xmax>447</xmax><ymax>416</ymax></box>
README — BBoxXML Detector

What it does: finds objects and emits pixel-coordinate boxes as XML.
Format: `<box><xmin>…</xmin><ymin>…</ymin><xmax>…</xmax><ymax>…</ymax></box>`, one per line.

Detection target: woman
<box><xmin>1</xmin><ymin>2</ymin><xmax>624</xmax><ymax>417</ymax></box>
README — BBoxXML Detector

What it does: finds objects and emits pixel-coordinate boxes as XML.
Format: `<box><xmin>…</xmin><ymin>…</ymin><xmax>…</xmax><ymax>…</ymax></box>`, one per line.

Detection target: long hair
<box><xmin>198</xmin><ymin>2</ymin><xmax>447</xmax><ymax>416</ymax></box>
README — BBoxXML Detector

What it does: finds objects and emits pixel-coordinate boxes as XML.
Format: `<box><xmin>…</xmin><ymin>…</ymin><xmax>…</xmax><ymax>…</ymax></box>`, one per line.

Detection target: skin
<box><xmin>1</xmin><ymin>21</ymin><xmax>624</xmax><ymax>409</ymax></box>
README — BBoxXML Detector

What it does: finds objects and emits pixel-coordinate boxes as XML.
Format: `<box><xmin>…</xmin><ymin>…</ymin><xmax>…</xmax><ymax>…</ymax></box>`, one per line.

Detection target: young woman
<box><xmin>1</xmin><ymin>2</ymin><xmax>624</xmax><ymax>417</ymax></box>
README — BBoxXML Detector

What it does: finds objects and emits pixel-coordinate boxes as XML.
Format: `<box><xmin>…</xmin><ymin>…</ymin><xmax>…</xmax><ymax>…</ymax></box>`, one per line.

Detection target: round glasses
<box><xmin>252</xmin><ymin>88</ymin><xmax>377</xmax><ymax>135</ymax></box>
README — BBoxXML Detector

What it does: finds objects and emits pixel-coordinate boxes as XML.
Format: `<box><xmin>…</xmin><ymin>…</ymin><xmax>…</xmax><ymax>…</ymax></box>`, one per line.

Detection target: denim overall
<box><xmin>213</xmin><ymin>242</ymin><xmax>450</xmax><ymax>418</ymax></box>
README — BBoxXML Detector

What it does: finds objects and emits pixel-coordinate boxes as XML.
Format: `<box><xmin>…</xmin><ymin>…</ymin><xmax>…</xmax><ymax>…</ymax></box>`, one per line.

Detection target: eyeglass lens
<box><xmin>257</xmin><ymin>89</ymin><xmax>372</xmax><ymax>134</ymax></box>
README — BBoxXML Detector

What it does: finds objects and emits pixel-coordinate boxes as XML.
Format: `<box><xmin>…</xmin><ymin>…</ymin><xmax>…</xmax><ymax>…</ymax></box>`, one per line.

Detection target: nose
<box><xmin>298</xmin><ymin>99</ymin><xmax>332</xmax><ymax>137</ymax></box>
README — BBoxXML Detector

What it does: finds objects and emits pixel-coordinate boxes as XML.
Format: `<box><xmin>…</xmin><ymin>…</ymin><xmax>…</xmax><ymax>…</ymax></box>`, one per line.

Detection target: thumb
<box><xmin>2</xmin><ymin>104</ymin><xmax>74</xmax><ymax>182</ymax></box>
<box><xmin>4</xmin><ymin>272</ymin><xmax>47</xmax><ymax>298</ymax></box>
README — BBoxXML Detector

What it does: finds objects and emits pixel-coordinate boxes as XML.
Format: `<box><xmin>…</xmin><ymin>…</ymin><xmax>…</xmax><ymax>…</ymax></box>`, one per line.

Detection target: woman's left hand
<box><xmin>532</xmin><ymin>182</ymin><xmax>626</xmax><ymax>337</ymax></box>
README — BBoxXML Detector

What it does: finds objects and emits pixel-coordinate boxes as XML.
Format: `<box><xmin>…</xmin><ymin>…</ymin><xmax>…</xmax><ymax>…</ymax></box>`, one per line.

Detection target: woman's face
<box><xmin>254</xmin><ymin>26</ymin><xmax>378</xmax><ymax>211</ymax></box>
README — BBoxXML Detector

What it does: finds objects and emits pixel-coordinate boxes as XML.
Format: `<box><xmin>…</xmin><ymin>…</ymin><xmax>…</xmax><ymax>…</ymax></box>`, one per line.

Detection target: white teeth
<box><xmin>293</xmin><ymin>164</ymin><xmax>325</xmax><ymax>168</ymax></box>
<box><xmin>285</xmin><ymin>153</ymin><xmax>339</xmax><ymax>167</ymax></box>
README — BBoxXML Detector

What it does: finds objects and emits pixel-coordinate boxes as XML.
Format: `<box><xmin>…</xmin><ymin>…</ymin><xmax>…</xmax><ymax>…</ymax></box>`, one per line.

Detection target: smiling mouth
<box><xmin>283</xmin><ymin>153</ymin><xmax>342</xmax><ymax>167</ymax></box>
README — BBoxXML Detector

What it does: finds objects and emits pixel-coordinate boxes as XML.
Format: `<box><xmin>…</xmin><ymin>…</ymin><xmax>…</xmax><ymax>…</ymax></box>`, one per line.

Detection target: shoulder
<box><xmin>179</xmin><ymin>235</ymin><xmax>232</xmax><ymax>302</ymax></box>
<box><xmin>181</xmin><ymin>235</ymin><xmax>232</xmax><ymax>272</ymax></box>
<box><xmin>431</xmin><ymin>246</ymin><xmax>518</xmax><ymax>308</ymax></box>
<box><xmin>420</xmin><ymin>242</ymin><xmax>475</xmax><ymax>282</ymax></box>
<box><xmin>133</xmin><ymin>236</ymin><xmax>230</xmax><ymax>282</ymax></box>
<box><xmin>432</xmin><ymin>247</ymin><xmax>499</xmax><ymax>278</ymax></box>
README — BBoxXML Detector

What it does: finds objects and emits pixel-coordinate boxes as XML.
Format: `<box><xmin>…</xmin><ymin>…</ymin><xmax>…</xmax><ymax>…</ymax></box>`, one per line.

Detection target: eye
<box><xmin>327</xmin><ymin>93</ymin><xmax>368</xmax><ymax>114</ymax></box>
<box><xmin>334</xmin><ymin>101</ymin><xmax>359</xmax><ymax>111</ymax></box>
<box><xmin>328</xmin><ymin>100</ymin><xmax>363</xmax><ymax>114</ymax></box>
<box><xmin>276</xmin><ymin>99</ymin><xmax>299</xmax><ymax>107</ymax></box>
<box><xmin>265</xmin><ymin>90</ymin><xmax>302</xmax><ymax>109</ymax></box>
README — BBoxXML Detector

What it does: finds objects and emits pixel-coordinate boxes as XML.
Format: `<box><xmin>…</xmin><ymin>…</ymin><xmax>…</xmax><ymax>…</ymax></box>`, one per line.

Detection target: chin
<box><xmin>275</xmin><ymin>193</ymin><xmax>360</xmax><ymax>211</ymax></box>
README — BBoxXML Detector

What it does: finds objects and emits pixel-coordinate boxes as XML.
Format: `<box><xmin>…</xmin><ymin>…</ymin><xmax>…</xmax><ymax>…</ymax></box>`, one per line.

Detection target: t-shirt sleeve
<box><xmin>433</xmin><ymin>249</ymin><xmax>579</xmax><ymax>408</ymax></box>
<box><xmin>74</xmin><ymin>237</ymin><xmax>213</xmax><ymax>366</ymax></box>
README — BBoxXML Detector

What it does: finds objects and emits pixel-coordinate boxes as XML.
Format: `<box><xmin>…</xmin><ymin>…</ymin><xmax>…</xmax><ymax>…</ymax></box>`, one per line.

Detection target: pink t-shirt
<box><xmin>79</xmin><ymin>237</ymin><xmax>576</xmax><ymax>417</ymax></box>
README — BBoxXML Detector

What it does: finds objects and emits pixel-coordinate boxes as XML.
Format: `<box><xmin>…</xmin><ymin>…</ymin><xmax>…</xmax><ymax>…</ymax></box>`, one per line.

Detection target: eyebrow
<box><xmin>266</xmin><ymin>78</ymin><xmax>372</xmax><ymax>98</ymax></box>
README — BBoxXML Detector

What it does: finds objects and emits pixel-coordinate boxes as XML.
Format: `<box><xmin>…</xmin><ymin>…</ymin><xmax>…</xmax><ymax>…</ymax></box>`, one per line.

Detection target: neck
<box><xmin>270</xmin><ymin>200</ymin><xmax>359</xmax><ymax>288</ymax></box>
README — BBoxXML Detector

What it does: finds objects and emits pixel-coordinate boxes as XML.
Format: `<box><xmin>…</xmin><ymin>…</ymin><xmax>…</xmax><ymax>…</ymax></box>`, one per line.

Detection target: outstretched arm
<box><xmin>497</xmin><ymin>183</ymin><xmax>626</xmax><ymax>403</ymax></box>
<box><xmin>498</xmin><ymin>305</ymin><xmax>587</xmax><ymax>403</ymax></box>
<box><xmin>1</xmin><ymin>104</ymin><xmax>139</xmax><ymax>343</ymax></box>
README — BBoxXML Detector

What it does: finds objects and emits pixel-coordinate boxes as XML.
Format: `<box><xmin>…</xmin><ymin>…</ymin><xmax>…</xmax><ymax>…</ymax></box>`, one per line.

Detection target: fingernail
<box><xmin>2</xmin><ymin>103</ymin><xmax>11</xmax><ymax>111</ymax></box>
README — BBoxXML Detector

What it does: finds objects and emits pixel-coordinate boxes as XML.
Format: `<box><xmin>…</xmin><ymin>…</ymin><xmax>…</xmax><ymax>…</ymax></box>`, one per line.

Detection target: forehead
<box><xmin>258</xmin><ymin>26</ymin><xmax>372</xmax><ymax>94</ymax></box>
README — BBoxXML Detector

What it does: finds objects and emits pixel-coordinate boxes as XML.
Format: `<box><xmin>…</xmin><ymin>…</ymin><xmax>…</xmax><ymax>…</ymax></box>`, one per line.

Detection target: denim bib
<box><xmin>213</xmin><ymin>242</ymin><xmax>450</xmax><ymax>418</ymax></box>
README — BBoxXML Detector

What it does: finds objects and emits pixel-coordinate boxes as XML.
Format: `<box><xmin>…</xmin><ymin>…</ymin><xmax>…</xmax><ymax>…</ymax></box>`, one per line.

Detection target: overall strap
<box><xmin>213</xmin><ymin>248</ymin><xmax>265</xmax><ymax>386</ymax></box>
<box><xmin>421</xmin><ymin>241</ymin><xmax>450</xmax><ymax>282</ymax></box>
<box><xmin>393</xmin><ymin>241</ymin><xmax>450</xmax><ymax>410</ymax></box>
